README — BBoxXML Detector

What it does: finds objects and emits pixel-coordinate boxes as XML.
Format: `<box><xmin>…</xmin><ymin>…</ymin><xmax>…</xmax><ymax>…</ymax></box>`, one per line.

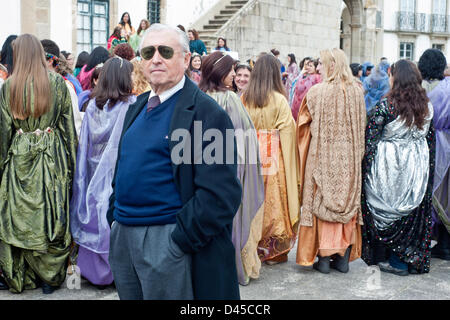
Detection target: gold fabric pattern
<box><xmin>300</xmin><ymin>82</ymin><xmax>366</xmax><ymax>227</ymax></box>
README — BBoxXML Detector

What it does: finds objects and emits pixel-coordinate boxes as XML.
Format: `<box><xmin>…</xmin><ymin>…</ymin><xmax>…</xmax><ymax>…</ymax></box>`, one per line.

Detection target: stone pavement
<box><xmin>0</xmin><ymin>242</ymin><xmax>448</xmax><ymax>300</ymax></box>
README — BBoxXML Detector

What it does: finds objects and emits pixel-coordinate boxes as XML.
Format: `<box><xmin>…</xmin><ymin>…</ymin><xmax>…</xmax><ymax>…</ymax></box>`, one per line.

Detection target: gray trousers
<box><xmin>109</xmin><ymin>222</ymin><xmax>193</xmax><ymax>300</ymax></box>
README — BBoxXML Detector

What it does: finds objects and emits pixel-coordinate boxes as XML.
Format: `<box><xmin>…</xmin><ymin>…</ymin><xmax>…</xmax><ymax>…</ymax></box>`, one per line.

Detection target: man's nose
<box><xmin>152</xmin><ymin>48</ymin><xmax>163</xmax><ymax>64</ymax></box>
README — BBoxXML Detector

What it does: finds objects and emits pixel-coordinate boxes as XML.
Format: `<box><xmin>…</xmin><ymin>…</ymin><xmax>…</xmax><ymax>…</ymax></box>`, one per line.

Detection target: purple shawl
<box><xmin>427</xmin><ymin>77</ymin><xmax>450</xmax><ymax>231</ymax></box>
<box><xmin>70</xmin><ymin>95</ymin><xmax>136</xmax><ymax>253</ymax></box>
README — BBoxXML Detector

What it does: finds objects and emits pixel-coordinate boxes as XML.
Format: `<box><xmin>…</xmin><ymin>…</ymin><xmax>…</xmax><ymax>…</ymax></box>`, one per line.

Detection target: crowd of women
<box><xmin>0</xmin><ymin>18</ymin><xmax>448</xmax><ymax>296</ymax></box>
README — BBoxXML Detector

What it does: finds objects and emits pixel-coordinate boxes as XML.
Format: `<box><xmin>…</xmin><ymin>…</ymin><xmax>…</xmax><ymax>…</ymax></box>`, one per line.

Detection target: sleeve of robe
<box><xmin>296</xmin><ymin>96</ymin><xmax>312</xmax><ymax>206</ymax></box>
<box><xmin>0</xmin><ymin>83</ymin><xmax>12</xmax><ymax>177</ymax></box>
<box><xmin>56</xmin><ymin>75</ymin><xmax>78</xmax><ymax>192</ymax></box>
<box><xmin>274</xmin><ymin>93</ymin><xmax>301</xmax><ymax>228</ymax></box>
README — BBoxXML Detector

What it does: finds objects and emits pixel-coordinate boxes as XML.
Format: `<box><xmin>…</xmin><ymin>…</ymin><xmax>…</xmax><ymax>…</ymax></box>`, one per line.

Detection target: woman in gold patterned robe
<box><xmin>0</xmin><ymin>34</ymin><xmax>77</xmax><ymax>294</ymax></box>
<box><xmin>296</xmin><ymin>48</ymin><xmax>366</xmax><ymax>274</ymax></box>
<box><xmin>242</xmin><ymin>54</ymin><xmax>300</xmax><ymax>265</ymax></box>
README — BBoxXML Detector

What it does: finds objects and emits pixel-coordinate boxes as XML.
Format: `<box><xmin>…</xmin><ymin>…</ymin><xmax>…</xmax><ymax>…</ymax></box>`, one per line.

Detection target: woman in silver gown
<box><xmin>361</xmin><ymin>60</ymin><xmax>435</xmax><ymax>276</ymax></box>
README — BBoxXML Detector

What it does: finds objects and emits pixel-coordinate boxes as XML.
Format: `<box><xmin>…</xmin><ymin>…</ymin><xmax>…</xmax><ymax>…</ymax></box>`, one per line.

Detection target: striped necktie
<box><xmin>147</xmin><ymin>95</ymin><xmax>161</xmax><ymax>113</ymax></box>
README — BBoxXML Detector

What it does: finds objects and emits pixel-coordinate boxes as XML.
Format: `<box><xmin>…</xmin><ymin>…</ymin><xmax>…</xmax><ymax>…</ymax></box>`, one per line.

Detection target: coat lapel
<box><xmin>169</xmin><ymin>78</ymin><xmax>197</xmax><ymax>178</ymax></box>
<box><xmin>123</xmin><ymin>91</ymin><xmax>151</xmax><ymax>133</ymax></box>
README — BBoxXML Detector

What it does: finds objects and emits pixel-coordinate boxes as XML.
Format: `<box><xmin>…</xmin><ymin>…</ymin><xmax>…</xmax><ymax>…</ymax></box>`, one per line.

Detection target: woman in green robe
<box><xmin>0</xmin><ymin>34</ymin><xmax>77</xmax><ymax>294</ymax></box>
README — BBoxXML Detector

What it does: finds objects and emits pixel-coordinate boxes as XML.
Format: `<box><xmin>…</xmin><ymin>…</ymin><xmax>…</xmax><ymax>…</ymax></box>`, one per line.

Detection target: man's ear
<box><xmin>184</xmin><ymin>52</ymin><xmax>191</xmax><ymax>70</ymax></box>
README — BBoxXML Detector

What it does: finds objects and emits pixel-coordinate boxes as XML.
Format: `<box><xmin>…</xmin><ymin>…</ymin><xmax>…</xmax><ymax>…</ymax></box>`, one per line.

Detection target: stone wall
<box><xmin>21</xmin><ymin>0</ymin><xmax>51</xmax><ymax>40</ymax></box>
<box><xmin>220</xmin><ymin>0</ymin><xmax>343</xmax><ymax>62</ymax></box>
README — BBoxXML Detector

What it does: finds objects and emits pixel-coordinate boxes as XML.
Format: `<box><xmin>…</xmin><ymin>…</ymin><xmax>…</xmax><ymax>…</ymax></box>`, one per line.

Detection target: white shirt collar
<box><xmin>149</xmin><ymin>76</ymin><xmax>185</xmax><ymax>104</ymax></box>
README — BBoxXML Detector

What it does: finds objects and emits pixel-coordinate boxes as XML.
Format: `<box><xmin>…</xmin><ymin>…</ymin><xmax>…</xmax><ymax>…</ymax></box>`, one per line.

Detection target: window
<box><xmin>400</xmin><ymin>0</ymin><xmax>416</xmax><ymax>13</ymax></box>
<box><xmin>432</xmin><ymin>0</ymin><xmax>447</xmax><ymax>32</ymax></box>
<box><xmin>433</xmin><ymin>0</ymin><xmax>447</xmax><ymax>14</ymax></box>
<box><xmin>77</xmin><ymin>0</ymin><xmax>109</xmax><ymax>53</ymax></box>
<box><xmin>432</xmin><ymin>44</ymin><xmax>445</xmax><ymax>51</ymax></box>
<box><xmin>148</xmin><ymin>0</ymin><xmax>161</xmax><ymax>24</ymax></box>
<box><xmin>400</xmin><ymin>42</ymin><xmax>414</xmax><ymax>60</ymax></box>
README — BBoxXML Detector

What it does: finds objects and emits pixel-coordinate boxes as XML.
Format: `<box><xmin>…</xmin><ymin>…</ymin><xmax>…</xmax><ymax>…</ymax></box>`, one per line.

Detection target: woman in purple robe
<box><xmin>419</xmin><ymin>49</ymin><xmax>450</xmax><ymax>260</ymax></box>
<box><xmin>70</xmin><ymin>57</ymin><xmax>136</xmax><ymax>287</ymax></box>
<box><xmin>199</xmin><ymin>51</ymin><xmax>265</xmax><ymax>286</ymax></box>
<box><xmin>283</xmin><ymin>54</ymin><xmax>300</xmax><ymax>98</ymax></box>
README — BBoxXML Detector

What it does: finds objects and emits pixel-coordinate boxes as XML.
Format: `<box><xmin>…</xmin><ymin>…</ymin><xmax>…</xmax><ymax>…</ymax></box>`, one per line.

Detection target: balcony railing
<box><xmin>396</xmin><ymin>11</ymin><xmax>449</xmax><ymax>33</ymax></box>
<box><xmin>431</xmin><ymin>14</ymin><xmax>447</xmax><ymax>33</ymax></box>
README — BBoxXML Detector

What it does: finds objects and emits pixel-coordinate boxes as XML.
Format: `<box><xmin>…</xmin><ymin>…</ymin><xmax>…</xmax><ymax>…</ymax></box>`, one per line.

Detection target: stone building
<box><xmin>381</xmin><ymin>0</ymin><xmax>450</xmax><ymax>62</ymax></box>
<box><xmin>1</xmin><ymin>0</ymin><xmax>446</xmax><ymax>65</ymax></box>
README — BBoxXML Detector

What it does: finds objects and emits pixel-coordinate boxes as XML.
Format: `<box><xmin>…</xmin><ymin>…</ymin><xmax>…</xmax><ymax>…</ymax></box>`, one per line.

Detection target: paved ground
<box><xmin>0</xmin><ymin>242</ymin><xmax>448</xmax><ymax>300</ymax></box>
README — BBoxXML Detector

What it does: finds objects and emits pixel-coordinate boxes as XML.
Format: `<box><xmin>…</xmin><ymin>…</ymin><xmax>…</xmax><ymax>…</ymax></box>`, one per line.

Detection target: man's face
<box><xmin>141</xmin><ymin>30</ymin><xmax>190</xmax><ymax>94</ymax></box>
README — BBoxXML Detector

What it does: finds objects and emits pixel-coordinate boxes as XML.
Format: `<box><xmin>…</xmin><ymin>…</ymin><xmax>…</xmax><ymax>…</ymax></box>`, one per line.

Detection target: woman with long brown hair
<box><xmin>361</xmin><ymin>59</ymin><xmax>435</xmax><ymax>276</ymax></box>
<box><xmin>296</xmin><ymin>48</ymin><xmax>366</xmax><ymax>274</ymax></box>
<box><xmin>129</xmin><ymin>19</ymin><xmax>150</xmax><ymax>52</ymax></box>
<box><xmin>199</xmin><ymin>52</ymin><xmax>264</xmax><ymax>286</ymax></box>
<box><xmin>242</xmin><ymin>54</ymin><xmax>300</xmax><ymax>265</ymax></box>
<box><xmin>0</xmin><ymin>34</ymin><xmax>77</xmax><ymax>294</ymax></box>
<box><xmin>70</xmin><ymin>57</ymin><xmax>136</xmax><ymax>289</ymax></box>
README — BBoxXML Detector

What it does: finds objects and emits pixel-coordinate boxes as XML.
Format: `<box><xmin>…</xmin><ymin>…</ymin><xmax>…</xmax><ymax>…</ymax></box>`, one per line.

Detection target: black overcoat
<box><xmin>107</xmin><ymin>77</ymin><xmax>242</xmax><ymax>299</ymax></box>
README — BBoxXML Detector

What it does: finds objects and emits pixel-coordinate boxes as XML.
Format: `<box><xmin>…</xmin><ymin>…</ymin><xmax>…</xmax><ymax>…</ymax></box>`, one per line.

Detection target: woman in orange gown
<box><xmin>296</xmin><ymin>48</ymin><xmax>366</xmax><ymax>273</ymax></box>
<box><xmin>242</xmin><ymin>54</ymin><xmax>300</xmax><ymax>265</ymax></box>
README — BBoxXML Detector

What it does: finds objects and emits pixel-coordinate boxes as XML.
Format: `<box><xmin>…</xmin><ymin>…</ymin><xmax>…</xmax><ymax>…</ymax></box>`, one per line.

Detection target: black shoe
<box><xmin>378</xmin><ymin>261</ymin><xmax>409</xmax><ymax>276</ymax></box>
<box><xmin>95</xmin><ymin>284</ymin><xmax>108</xmax><ymax>290</ymax></box>
<box><xmin>330</xmin><ymin>246</ymin><xmax>352</xmax><ymax>273</ymax></box>
<box><xmin>313</xmin><ymin>256</ymin><xmax>331</xmax><ymax>274</ymax></box>
<box><xmin>408</xmin><ymin>266</ymin><xmax>420</xmax><ymax>275</ymax></box>
<box><xmin>431</xmin><ymin>245</ymin><xmax>450</xmax><ymax>261</ymax></box>
<box><xmin>42</xmin><ymin>283</ymin><xmax>58</xmax><ymax>294</ymax></box>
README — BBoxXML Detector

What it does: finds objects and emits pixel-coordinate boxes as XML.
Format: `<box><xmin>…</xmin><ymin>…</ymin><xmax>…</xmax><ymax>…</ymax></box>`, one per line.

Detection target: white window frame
<box><xmin>399</xmin><ymin>42</ymin><xmax>415</xmax><ymax>60</ymax></box>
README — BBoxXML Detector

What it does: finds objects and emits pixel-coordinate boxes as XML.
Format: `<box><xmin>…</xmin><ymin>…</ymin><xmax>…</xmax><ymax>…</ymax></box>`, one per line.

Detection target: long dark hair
<box><xmin>188</xmin><ymin>29</ymin><xmax>199</xmax><ymax>40</ymax></box>
<box><xmin>1</xmin><ymin>35</ymin><xmax>18</xmax><ymax>75</ymax></box>
<box><xmin>243</xmin><ymin>54</ymin><xmax>286</xmax><ymax>108</ymax></box>
<box><xmin>288</xmin><ymin>53</ymin><xmax>296</xmax><ymax>66</ymax></box>
<box><xmin>110</xmin><ymin>26</ymin><xmax>122</xmax><ymax>39</ymax></box>
<box><xmin>119</xmin><ymin>12</ymin><xmax>132</xmax><ymax>27</ymax></box>
<box><xmin>137</xmin><ymin>19</ymin><xmax>150</xmax><ymax>35</ymax></box>
<box><xmin>90</xmin><ymin>57</ymin><xmax>133</xmax><ymax>109</ymax></box>
<box><xmin>189</xmin><ymin>54</ymin><xmax>202</xmax><ymax>71</ymax></box>
<box><xmin>215</xmin><ymin>37</ymin><xmax>229</xmax><ymax>51</ymax></box>
<box><xmin>75</xmin><ymin>51</ymin><xmax>90</xmax><ymax>69</ymax></box>
<box><xmin>387</xmin><ymin>59</ymin><xmax>429</xmax><ymax>130</ymax></box>
<box><xmin>299</xmin><ymin>56</ymin><xmax>312</xmax><ymax>70</ymax></box>
<box><xmin>199</xmin><ymin>51</ymin><xmax>234</xmax><ymax>93</ymax></box>
<box><xmin>86</xmin><ymin>46</ymin><xmax>110</xmax><ymax>72</ymax></box>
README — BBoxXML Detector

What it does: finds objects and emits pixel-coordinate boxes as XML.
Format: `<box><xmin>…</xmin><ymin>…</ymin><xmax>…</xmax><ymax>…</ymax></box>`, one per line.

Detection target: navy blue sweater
<box><xmin>113</xmin><ymin>91</ymin><xmax>183</xmax><ymax>225</ymax></box>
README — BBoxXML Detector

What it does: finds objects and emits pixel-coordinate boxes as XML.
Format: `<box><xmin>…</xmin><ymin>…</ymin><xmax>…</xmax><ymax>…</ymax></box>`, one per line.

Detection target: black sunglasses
<box><xmin>141</xmin><ymin>45</ymin><xmax>175</xmax><ymax>60</ymax></box>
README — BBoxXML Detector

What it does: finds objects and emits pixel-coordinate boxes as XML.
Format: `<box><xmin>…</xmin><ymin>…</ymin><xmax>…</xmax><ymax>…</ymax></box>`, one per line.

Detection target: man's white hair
<box><xmin>139</xmin><ymin>23</ymin><xmax>190</xmax><ymax>54</ymax></box>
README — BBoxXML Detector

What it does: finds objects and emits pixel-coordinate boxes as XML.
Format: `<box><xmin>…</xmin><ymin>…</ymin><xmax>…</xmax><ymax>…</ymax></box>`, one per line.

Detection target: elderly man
<box><xmin>107</xmin><ymin>24</ymin><xmax>242</xmax><ymax>300</ymax></box>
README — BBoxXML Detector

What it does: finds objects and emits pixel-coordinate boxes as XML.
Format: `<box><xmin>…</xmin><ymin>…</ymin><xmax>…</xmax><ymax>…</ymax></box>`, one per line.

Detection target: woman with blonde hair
<box><xmin>296</xmin><ymin>48</ymin><xmax>366</xmax><ymax>274</ymax></box>
<box><xmin>0</xmin><ymin>34</ymin><xmax>77</xmax><ymax>293</ymax></box>
<box><xmin>242</xmin><ymin>54</ymin><xmax>300</xmax><ymax>265</ymax></box>
<box><xmin>131</xmin><ymin>57</ymin><xmax>151</xmax><ymax>95</ymax></box>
